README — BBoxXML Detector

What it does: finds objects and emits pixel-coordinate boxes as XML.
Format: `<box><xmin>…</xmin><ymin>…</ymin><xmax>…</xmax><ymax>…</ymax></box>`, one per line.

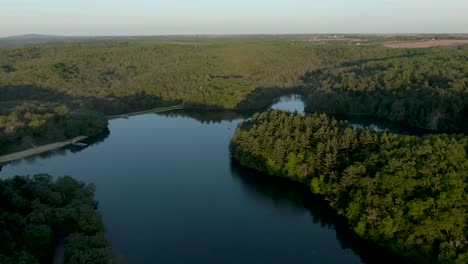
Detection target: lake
<box><xmin>0</xmin><ymin>97</ymin><xmax>414</xmax><ymax>264</ymax></box>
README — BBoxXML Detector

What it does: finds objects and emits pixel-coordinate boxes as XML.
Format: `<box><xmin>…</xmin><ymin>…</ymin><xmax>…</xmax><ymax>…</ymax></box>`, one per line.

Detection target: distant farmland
<box><xmin>385</xmin><ymin>39</ymin><xmax>468</xmax><ymax>48</ymax></box>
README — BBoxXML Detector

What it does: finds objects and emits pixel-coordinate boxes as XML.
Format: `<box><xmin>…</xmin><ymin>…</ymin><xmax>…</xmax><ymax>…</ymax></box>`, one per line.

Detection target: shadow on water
<box><xmin>80</xmin><ymin>129</ymin><xmax>111</xmax><ymax>148</ymax></box>
<box><xmin>157</xmin><ymin>102</ymin><xmax>435</xmax><ymax>136</ymax></box>
<box><xmin>2</xmin><ymin>129</ymin><xmax>110</xmax><ymax>168</ymax></box>
<box><xmin>156</xmin><ymin>109</ymin><xmax>251</xmax><ymax>124</ymax></box>
<box><xmin>235</xmin><ymin>86</ymin><xmax>305</xmax><ymax>110</ymax></box>
<box><xmin>230</xmin><ymin>160</ymin><xmax>414</xmax><ymax>264</ymax></box>
<box><xmin>266</xmin><ymin>94</ymin><xmax>435</xmax><ymax>135</ymax></box>
<box><xmin>155</xmin><ymin>94</ymin><xmax>305</xmax><ymax>124</ymax></box>
<box><xmin>328</xmin><ymin>114</ymin><xmax>436</xmax><ymax>136</ymax></box>
<box><xmin>2</xmin><ymin>93</ymin><xmax>433</xmax><ymax>171</ymax></box>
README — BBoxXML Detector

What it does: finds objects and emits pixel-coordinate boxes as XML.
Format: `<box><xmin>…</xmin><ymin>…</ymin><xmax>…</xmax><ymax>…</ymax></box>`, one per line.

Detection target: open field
<box><xmin>304</xmin><ymin>37</ymin><xmax>367</xmax><ymax>42</ymax></box>
<box><xmin>384</xmin><ymin>39</ymin><xmax>468</xmax><ymax>48</ymax></box>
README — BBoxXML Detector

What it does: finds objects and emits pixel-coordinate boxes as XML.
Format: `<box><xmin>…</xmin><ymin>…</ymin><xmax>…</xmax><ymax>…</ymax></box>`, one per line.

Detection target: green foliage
<box><xmin>23</xmin><ymin>225</ymin><xmax>54</xmax><ymax>251</ymax></box>
<box><xmin>54</xmin><ymin>105</ymin><xmax>69</xmax><ymax>116</ymax></box>
<box><xmin>302</xmin><ymin>45</ymin><xmax>468</xmax><ymax>132</ymax></box>
<box><xmin>0</xmin><ymin>102</ymin><xmax>107</xmax><ymax>154</ymax></box>
<box><xmin>0</xmin><ymin>38</ymin><xmax>466</xmax><ymax>156</ymax></box>
<box><xmin>66</xmin><ymin>233</ymin><xmax>115</xmax><ymax>264</ymax></box>
<box><xmin>0</xmin><ymin>175</ymin><xmax>116</xmax><ymax>264</ymax></box>
<box><xmin>4</xmin><ymin>38</ymin><xmax>462</xmax><ymax>114</ymax></box>
<box><xmin>0</xmin><ymin>40</ymin><xmax>328</xmax><ymax>109</ymax></box>
<box><xmin>231</xmin><ymin>110</ymin><xmax>468</xmax><ymax>263</ymax></box>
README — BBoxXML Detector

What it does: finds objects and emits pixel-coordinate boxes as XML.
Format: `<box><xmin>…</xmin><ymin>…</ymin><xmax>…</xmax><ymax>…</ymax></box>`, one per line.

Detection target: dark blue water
<box><xmin>272</xmin><ymin>95</ymin><xmax>431</xmax><ymax>135</ymax></box>
<box><xmin>0</xmin><ymin>98</ymin><xmax>413</xmax><ymax>264</ymax></box>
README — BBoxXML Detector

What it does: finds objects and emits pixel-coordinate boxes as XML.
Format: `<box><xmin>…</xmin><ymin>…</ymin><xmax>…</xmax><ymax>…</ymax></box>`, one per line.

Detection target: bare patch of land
<box><xmin>384</xmin><ymin>39</ymin><xmax>468</xmax><ymax>48</ymax></box>
<box><xmin>304</xmin><ymin>37</ymin><xmax>367</xmax><ymax>42</ymax></box>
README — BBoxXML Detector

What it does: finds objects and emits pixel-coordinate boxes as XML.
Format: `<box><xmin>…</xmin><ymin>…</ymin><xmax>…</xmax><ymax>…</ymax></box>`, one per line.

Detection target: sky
<box><xmin>1</xmin><ymin>0</ymin><xmax>467</xmax><ymax>37</ymax></box>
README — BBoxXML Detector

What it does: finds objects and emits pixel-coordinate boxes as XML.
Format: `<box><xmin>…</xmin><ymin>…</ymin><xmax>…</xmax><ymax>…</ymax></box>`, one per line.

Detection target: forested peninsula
<box><xmin>0</xmin><ymin>174</ymin><xmax>116</xmax><ymax>264</ymax></box>
<box><xmin>0</xmin><ymin>103</ymin><xmax>107</xmax><ymax>155</ymax></box>
<box><xmin>0</xmin><ymin>37</ymin><xmax>467</xmax><ymax>155</ymax></box>
<box><xmin>0</xmin><ymin>35</ymin><xmax>467</xmax><ymax>263</ymax></box>
<box><xmin>230</xmin><ymin>110</ymin><xmax>468</xmax><ymax>264</ymax></box>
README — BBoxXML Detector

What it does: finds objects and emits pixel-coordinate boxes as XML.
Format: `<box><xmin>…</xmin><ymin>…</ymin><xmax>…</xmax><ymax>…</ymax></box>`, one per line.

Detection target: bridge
<box><xmin>106</xmin><ymin>104</ymin><xmax>184</xmax><ymax>120</ymax></box>
<box><xmin>0</xmin><ymin>136</ymin><xmax>88</xmax><ymax>165</ymax></box>
<box><xmin>0</xmin><ymin>105</ymin><xmax>184</xmax><ymax>164</ymax></box>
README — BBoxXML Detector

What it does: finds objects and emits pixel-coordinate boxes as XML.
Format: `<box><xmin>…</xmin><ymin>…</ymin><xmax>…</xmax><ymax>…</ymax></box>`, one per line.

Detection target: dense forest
<box><xmin>0</xmin><ymin>174</ymin><xmax>116</xmax><ymax>264</ymax></box>
<box><xmin>0</xmin><ymin>38</ymin><xmax>466</xmax><ymax>154</ymax></box>
<box><xmin>0</xmin><ymin>40</ymin><xmax>326</xmax><ymax>109</ymax></box>
<box><xmin>0</xmin><ymin>36</ymin><xmax>467</xmax><ymax>262</ymax></box>
<box><xmin>0</xmin><ymin>102</ymin><xmax>107</xmax><ymax>155</ymax></box>
<box><xmin>230</xmin><ymin>110</ymin><xmax>468</xmax><ymax>264</ymax></box>
<box><xmin>1</xmin><ymin>38</ymin><xmax>460</xmax><ymax>111</ymax></box>
<box><xmin>302</xmin><ymin>45</ymin><xmax>468</xmax><ymax>132</ymax></box>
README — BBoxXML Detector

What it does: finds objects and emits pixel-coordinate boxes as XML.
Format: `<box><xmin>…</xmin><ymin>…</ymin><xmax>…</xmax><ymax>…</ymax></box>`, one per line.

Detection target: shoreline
<box><xmin>0</xmin><ymin>136</ymin><xmax>87</xmax><ymax>165</ymax></box>
<box><xmin>0</xmin><ymin>104</ymin><xmax>186</xmax><ymax>165</ymax></box>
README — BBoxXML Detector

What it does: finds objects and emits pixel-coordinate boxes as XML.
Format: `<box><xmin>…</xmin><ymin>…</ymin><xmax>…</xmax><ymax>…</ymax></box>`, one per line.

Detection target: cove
<box><xmin>0</xmin><ymin>97</ymin><xmax>416</xmax><ymax>264</ymax></box>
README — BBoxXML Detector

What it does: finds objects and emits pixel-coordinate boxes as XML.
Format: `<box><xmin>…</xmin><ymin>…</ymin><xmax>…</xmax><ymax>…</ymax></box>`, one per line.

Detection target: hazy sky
<box><xmin>1</xmin><ymin>0</ymin><xmax>467</xmax><ymax>36</ymax></box>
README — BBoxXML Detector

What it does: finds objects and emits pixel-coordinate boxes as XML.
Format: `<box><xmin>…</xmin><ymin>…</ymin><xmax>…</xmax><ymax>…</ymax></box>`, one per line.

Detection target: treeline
<box><xmin>0</xmin><ymin>41</ymin><xmax>328</xmax><ymax>109</ymax></box>
<box><xmin>302</xmin><ymin>45</ymin><xmax>468</xmax><ymax>132</ymax></box>
<box><xmin>0</xmin><ymin>102</ymin><xmax>107</xmax><ymax>154</ymax></box>
<box><xmin>0</xmin><ymin>39</ymin><xmax>421</xmax><ymax>110</ymax></box>
<box><xmin>0</xmin><ymin>40</ymin><xmax>331</xmax><ymax>154</ymax></box>
<box><xmin>1</xmin><ymin>40</ymin><xmax>466</xmax><ymax>129</ymax></box>
<box><xmin>230</xmin><ymin>110</ymin><xmax>468</xmax><ymax>263</ymax></box>
<box><xmin>0</xmin><ymin>174</ymin><xmax>116</xmax><ymax>264</ymax></box>
<box><xmin>0</xmin><ymin>39</ymin><xmax>466</xmax><ymax>154</ymax></box>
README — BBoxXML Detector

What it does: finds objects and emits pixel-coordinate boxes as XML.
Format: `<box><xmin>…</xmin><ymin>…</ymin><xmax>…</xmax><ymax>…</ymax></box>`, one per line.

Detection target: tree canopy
<box><xmin>0</xmin><ymin>174</ymin><xmax>116</xmax><ymax>264</ymax></box>
<box><xmin>231</xmin><ymin>110</ymin><xmax>468</xmax><ymax>263</ymax></box>
<box><xmin>302</xmin><ymin>45</ymin><xmax>468</xmax><ymax>132</ymax></box>
<box><xmin>0</xmin><ymin>38</ymin><xmax>466</xmax><ymax>154</ymax></box>
<box><xmin>0</xmin><ymin>102</ymin><xmax>107</xmax><ymax>155</ymax></box>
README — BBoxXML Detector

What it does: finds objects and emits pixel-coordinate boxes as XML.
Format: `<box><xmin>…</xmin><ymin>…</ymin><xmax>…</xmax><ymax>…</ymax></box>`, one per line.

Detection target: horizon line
<box><xmin>2</xmin><ymin>32</ymin><xmax>468</xmax><ymax>38</ymax></box>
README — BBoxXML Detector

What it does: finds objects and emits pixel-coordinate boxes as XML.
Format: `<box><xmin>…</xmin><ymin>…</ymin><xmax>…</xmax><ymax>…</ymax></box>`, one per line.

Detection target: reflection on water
<box><xmin>0</xmin><ymin>95</ymin><xmax>427</xmax><ymax>264</ymax></box>
<box><xmin>2</xmin><ymin>95</ymin><xmax>431</xmax><ymax>171</ymax></box>
<box><xmin>270</xmin><ymin>95</ymin><xmax>432</xmax><ymax>135</ymax></box>
<box><xmin>351</xmin><ymin>123</ymin><xmax>388</xmax><ymax>133</ymax></box>
<box><xmin>0</xmin><ymin>129</ymin><xmax>111</xmax><ymax>170</ymax></box>
<box><xmin>157</xmin><ymin>109</ymin><xmax>248</xmax><ymax>124</ymax></box>
<box><xmin>126</xmin><ymin>94</ymin><xmax>429</xmax><ymax>136</ymax></box>
<box><xmin>270</xmin><ymin>94</ymin><xmax>305</xmax><ymax>114</ymax></box>
<box><xmin>0</xmin><ymin>113</ymin><xmax>408</xmax><ymax>264</ymax></box>
<box><xmin>332</xmin><ymin>114</ymin><xmax>432</xmax><ymax>136</ymax></box>
<box><xmin>0</xmin><ymin>129</ymin><xmax>110</xmax><ymax>169</ymax></box>
<box><xmin>231</xmin><ymin>161</ymin><xmax>413</xmax><ymax>264</ymax></box>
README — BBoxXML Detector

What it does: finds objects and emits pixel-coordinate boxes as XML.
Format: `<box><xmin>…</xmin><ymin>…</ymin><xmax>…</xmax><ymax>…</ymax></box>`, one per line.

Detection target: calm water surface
<box><xmin>0</xmin><ymin>97</ymin><xmax>412</xmax><ymax>264</ymax></box>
